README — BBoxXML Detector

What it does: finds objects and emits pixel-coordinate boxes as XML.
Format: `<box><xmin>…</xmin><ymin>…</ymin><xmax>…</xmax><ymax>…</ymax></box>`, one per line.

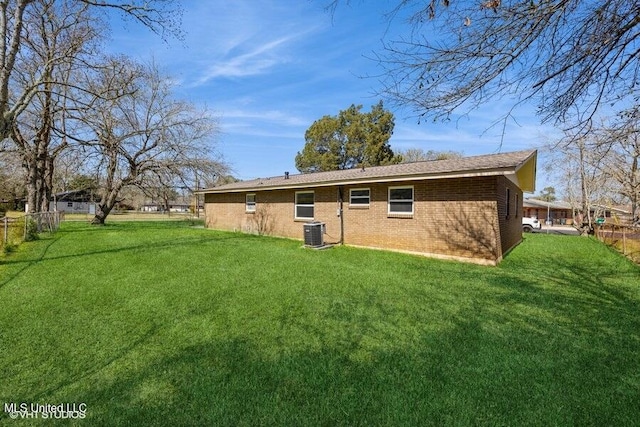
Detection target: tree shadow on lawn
<box><xmin>483</xmin><ymin>258</ymin><xmax>640</xmax><ymax>425</ymax></box>
<box><xmin>0</xmin><ymin>232</ymin><xmax>251</xmax><ymax>289</ymax></box>
<box><xmin>3</xmin><ymin>230</ymin><xmax>639</xmax><ymax>425</ymax></box>
<box><xmin>0</xmin><ymin>220</ymin><xmax>209</xmax><ymax>265</ymax></box>
<box><xmin>0</xmin><ymin>233</ymin><xmax>62</xmax><ymax>290</ymax></box>
<box><xmin>69</xmin><ymin>324</ymin><xmax>638</xmax><ymax>425</ymax></box>
<box><xmin>0</xmin><ymin>321</ymin><xmax>162</xmax><ymax>411</ymax></box>
<box><xmin>492</xmin><ymin>251</ymin><xmax>640</xmax><ymax>328</ymax></box>
<box><xmin>21</xmin><ymin>276</ymin><xmax>640</xmax><ymax>426</ymax></box>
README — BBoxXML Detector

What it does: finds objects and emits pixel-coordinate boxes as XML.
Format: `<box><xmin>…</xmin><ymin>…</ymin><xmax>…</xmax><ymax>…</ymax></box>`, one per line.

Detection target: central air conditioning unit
<box><xmin>303</xmin><ymin>222</ymin><xmax>325</xmax><ymax>247</ymax></box>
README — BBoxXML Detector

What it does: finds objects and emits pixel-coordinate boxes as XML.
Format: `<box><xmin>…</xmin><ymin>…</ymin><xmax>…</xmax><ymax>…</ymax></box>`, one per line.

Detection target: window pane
<box><xmin>296</xmin><ymin>206</ymin><xmax>314</xmax><ymax>218</ymax></box>
<box><xmin>390</xmin><ymin>201</ymin><xmax>413</xmax><ymax>213</ymax></box>
<box><xmin>390</xmin><ymin>188</ymin><xmax>413</xmax><ymax>200</ymax></box>
<box><xmin>246</xmin><ymin>194</ymin><xmax>255</xmax><ymax>203</ymax></box>
<box><xmin>351</xmin><ymin>189</ymin><xmax>369</xmax><ymax>198</ymax></box>
<box><xmin>350</xmin><ymin>189</ymin><xmax>370</xmax><ymax>205</ymax></box>
<box><xmin>350</xmin><ymin>197</ymin><xmax>369</xmax><ymax>205</ymax></box>
<box><xmin>296</xmin><ymin>192</ymin><xmax>314</xmax><ymax>204</ymax></box>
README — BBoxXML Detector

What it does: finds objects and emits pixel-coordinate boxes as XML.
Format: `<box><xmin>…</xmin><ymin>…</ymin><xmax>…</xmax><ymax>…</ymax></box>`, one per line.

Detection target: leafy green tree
<box><xmin>68</xmin><ymin>175</ymin><xmax>99</xmax><ymax>192</ymax></box>
<box><xmin>295</xmin><ymin>101</ymin><xmax>399</xmax><ymax>173</ymax></box>
<box><xmin>538</xmin><ymin>187</ymin><xmax>557</xmax><ymax>202</ymax></box>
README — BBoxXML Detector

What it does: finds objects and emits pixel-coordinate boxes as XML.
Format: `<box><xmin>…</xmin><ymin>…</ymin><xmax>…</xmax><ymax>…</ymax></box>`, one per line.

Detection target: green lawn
<box><xmin>1</xmin><ymin>221</ymin><xmax>639</xmax><ymax>426</ymax></box>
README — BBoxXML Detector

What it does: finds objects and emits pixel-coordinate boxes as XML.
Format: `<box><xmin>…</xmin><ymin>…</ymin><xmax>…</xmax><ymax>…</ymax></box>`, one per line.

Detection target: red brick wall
<box><xmin>204</xmin><ymin>176</ymin><xmax>524</xmax><ymax>264</ymax></box>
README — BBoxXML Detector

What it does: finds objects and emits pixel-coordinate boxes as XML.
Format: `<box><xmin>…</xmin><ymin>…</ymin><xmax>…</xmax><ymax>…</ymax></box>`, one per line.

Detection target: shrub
<box><xmin>24</xmin><ymin>217</ymin><xmax>39</xmax><ymax>242</ymax></box>
<box><xmin>2</xmin><ymin>242</ymin><xmax>16</xmax><ymax>255</ymax></box>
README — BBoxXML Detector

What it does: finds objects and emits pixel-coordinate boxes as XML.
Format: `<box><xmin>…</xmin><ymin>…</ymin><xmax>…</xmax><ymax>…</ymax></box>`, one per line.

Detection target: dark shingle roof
<box><xmin>203</xmin><ymin>149</ymin><xmax>537</xmax><ymax>193</ymax></box>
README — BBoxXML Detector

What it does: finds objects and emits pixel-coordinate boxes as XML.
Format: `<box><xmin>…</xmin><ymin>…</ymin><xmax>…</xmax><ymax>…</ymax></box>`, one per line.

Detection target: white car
<box><xmin>522</xmin><ymin>217</ymin><xmax>542</xmax><ymax>232</ymax></box>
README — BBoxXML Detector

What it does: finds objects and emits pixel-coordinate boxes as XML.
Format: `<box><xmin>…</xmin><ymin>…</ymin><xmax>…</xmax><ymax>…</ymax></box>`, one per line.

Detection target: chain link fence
<box><xmin>1</xmin><ymin>212</ymin><xmax>63</xmax><ymax>254</ymax></box>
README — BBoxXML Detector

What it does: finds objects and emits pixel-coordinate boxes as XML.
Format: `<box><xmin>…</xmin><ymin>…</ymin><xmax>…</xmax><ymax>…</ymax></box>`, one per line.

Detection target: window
<box><xmin>388</xmin><ymin>186</ymin><xmax>413</xmax><ymax>214</ymax></box>
<box><xmin>295</xmin><ymin>191</ymin><xmax>314</xmax><ymax>219</ymax></box>
<box><xmin>506</xmin><ymin>188</ymin><xmax>511</xmax><ymax>218</ymax></box>
<box><xmin>67</xmin><ymin>202</ymin><xmax>73</xmax><ymax>208</ymax></box>
<box><xmin>349</xmin><ymin>188</ymin><xmax>370</xmax><ymax>206</ymax></box>
<box><xmin>515</xmin><ymin>193</ymin><xmax>519</xmax><ymax>218</ymax></box>
<box><xmin>246</xmin><ymin>193</ymin><xmax>256</xmax><ymax>212</ymax></box>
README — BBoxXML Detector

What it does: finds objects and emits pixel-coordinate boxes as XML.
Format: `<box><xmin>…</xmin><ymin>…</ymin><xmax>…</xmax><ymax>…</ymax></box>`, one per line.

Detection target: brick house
<box><xmin>523</xmin><ymin>198</ymin><xmax>574</xmax><ymax>225</ymax></box>
<box><xmin>202</xmin><ymin>150</ymin><xmax>537</xmax><ymax>265</ymax></box>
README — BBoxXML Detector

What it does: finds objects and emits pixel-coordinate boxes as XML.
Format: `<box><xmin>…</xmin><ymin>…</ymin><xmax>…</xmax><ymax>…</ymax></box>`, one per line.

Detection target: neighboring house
<box><xmin>140</xmin><ymin>199</ymin><xmax>193</xmax><ymax>212</ymax></box>
<box><xmin>202</xmin><ymin>150</ymin><xmax>537</xmax><ymax>265</ymax></box>
<box><xmin>140</xmin><ymin>202</ymin><xmax>162</xmax><ymax>212</ymax></box>
<box><xmin>523</xmin><ymin>198</ymin><xmax>574</xmax><ymax>225</ymax></box>
<box><xmin>523</xmin><ymin>198</ymin><xmax>633</xmax><ymax>225</ymax></box>
<box><xmin>49</xmin><ymin>189</ymin><xmax>99</xmax><ymax>214</ymax></box>
<box><xmin>168</xmin><ymin>200</ymin><xmax>191</xmax><ymax>213</ymax></box>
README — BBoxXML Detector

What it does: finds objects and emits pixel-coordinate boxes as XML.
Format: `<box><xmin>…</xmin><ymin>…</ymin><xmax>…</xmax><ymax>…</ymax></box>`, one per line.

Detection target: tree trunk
<box><xmin>578</xmin><ymin>141</ymin><xmax>593</xmax><ymax>235</ymax></box>
<box><xmin>92</xmin><ymin>187</ymin><xmax>120</xmax><ymax>225</ymax></box>
<box><xmin>25</xmin><ymin>157</ymin><xmax>38</xmax><ymax>214</ymax></box>
<box><xmin>40</xmin><ymin>156</ymin><xmax>54</xmax><ymax>212</ymax></box>
<box><xmin>91</xmin><ymin>146</ymin><xmax>125</xmax><ymax>225</ymax></box>
<box><xmin>631</xmin><ymin>155</ymin><xmax>638</xmax><ymax>223</ymax></box>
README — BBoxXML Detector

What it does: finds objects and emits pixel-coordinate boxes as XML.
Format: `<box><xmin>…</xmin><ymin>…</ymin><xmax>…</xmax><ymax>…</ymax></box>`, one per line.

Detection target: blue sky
<box><xmin>106</xmin><ymin>0</ymin><xmax>559</xmax><ymax>190</ymax></box>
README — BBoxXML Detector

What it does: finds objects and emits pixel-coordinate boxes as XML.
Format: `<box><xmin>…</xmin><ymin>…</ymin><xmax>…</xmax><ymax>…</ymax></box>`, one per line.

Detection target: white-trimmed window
<box><xmin>349</xmin><ymin>188</ymin><xmax>370</xmax><ymax>206</ymax></box>
<box><xmin>388</xmin><ymin>186</ymin><xmax>414</xmax><ymax>214</ymax></box>
<box><xmin>295</xmin><ymin>191</ymin><xmax>314</xmax><ymax>219</ymax></box>
<box><xmin>246</xmin><ymin>193</ymin><xmax>256</xmax><ymax>212</ymax></box>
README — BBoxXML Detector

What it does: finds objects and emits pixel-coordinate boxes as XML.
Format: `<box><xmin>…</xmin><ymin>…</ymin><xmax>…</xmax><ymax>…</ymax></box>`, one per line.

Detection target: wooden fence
<box><xmin>596</xmin><ymin>224</ymin><xmax>640</xmax><ymax>263</ymax></box>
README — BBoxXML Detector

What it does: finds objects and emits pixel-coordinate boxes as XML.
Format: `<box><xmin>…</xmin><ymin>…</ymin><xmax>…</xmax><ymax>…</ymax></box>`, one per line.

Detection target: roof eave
<box><xmin>202</xmin><ymin>167</ymin><xmax>520</xmax><ymax>194</ymax></box>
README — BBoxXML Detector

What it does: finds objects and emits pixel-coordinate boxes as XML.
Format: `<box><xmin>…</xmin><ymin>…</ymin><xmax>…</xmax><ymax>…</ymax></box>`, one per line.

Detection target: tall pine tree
<box><xmin>295</xmin><ymin>101</ymin><xmax>399</xmax><ymax>173</ymax></box>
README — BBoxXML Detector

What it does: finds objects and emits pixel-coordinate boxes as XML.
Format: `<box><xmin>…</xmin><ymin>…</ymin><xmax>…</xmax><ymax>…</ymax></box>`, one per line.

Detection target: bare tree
<box><xmin>1</xmin><ymin>0</ymin><xmax>181</xmax><ymax>214</ymax></box>
<box><xmin>0</xmin><ymin>0</ymin><xmax>181</xmax><ymax>142</ymax></box>
<box><xmin>599</xmin><ymin>109</ymin><xmax>640</xmax><ymax>222</ymax></box>
<box><xmin>333</xmin><ymin>1</ymin><xmax>640</xmax><ymax>131</ymax></box>
<box><xmin>0</xmin><ymin>152</ymin><xmax>26</xmax><ymax>210</ymax></box>
<box><xmin>75</xmin><ymin>59</ymin><xmax>226</xmax><ymax>225</ymax></box>
<box><xmin>556</xmin><ymin>134</ymin><xmax>611</xmax><ymax>233</ymax></box>
<box><xmin>9</xmin><ymin>0</ymin><xmax>101</xmax><ymax>212</ymax></box>
<box><xmin>398</xmin><ymin>148</ymin><xmax>462</xmax><ymax>162</ymax></box>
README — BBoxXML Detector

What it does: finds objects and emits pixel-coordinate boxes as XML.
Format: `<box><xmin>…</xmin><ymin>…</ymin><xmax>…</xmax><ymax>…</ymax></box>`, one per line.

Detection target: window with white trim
<box><xmin>388</xmin><ymin>186</ymin><xmax>414</xmax><ymax>214</ymax></box>
<box><xmin>246</xmin><ymin>193</ymin><xmax>256</xmax><ymax>212</ymax></box>
<box><xmin>295</xmin><ymin>191</ymin><xmax>314</xmax><ymax>219</ymax></box>
<box><xmin>349</xmin><ymin>188</ymin><xmax>370</xmax><ymax>206</ymax></box>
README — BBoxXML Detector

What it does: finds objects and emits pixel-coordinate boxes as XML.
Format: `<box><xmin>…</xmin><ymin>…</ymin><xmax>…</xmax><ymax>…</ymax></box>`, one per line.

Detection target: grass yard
<box><xmin>62</xmin><ymin>211</ymin><xmax>200</xmax><ymax>222</ymax></box>
<box><xmin>1</xmin><ymin>221</ymin><xmax>639</xmax><ymax>426</ymax></box>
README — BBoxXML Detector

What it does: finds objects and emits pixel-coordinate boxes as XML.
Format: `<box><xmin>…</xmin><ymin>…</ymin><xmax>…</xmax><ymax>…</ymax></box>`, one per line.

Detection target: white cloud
<box><xmin>220</xmin><ymin>108</ymin><xmax>309</xmax><ymax>128</ymax></box>
<box><xmin>194</xmin><ymin>35</ymin><xmax>297</xmax><ymax>83</ymax></box>
<box><xmin>175</xmin><ymin>2</ymin><xmax>323</xmax><ymax>85</ymax></box>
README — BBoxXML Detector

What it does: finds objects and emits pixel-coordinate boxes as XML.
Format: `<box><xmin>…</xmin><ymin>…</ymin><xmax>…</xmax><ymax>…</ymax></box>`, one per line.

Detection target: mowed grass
<box><xmin>1</xmin><ymin>221</ymin><xmax>639</xmax><ymax>426</ymax></box>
